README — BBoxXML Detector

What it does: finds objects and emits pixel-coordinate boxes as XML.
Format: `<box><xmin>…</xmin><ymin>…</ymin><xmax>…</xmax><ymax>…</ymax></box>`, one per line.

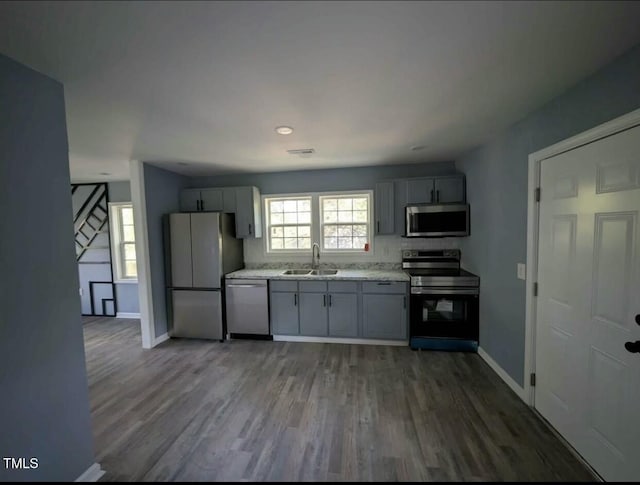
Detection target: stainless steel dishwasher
<box><xmin>225</xmin><ymin>279</ymin><xmax>270</xmax><ymax>338</ymax></box>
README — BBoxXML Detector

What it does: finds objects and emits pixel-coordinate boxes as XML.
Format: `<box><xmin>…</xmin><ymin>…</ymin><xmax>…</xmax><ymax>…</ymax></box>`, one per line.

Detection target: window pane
<box><xmin>283</xmin><ymin>200</ymin><xmax>297</xmax><ymax>212</ymax></box>
<box><xmin>353</xmin><ymin>198</ymin><xmax>368</xmax><ymax>211</ymax></box>
<box><xmin>338</xmin><ymin>199</ymin><xmax>352</xmax><ymax>211</ymax></box>
<box><xmin>125</xmin><ymin>261</ymin><xmax>137</xmax><ymax>277</ymax></box>
<box><xmin>353</xmin><ymin>237</ymin><xmax>367</xmax><ymax>249</ymax></box>
<box><xmin>353</xmin><ymin>224</ymin><xmax>367</xmax><ymax>236</ymax></box>
<box><xmin>298</xmin><ymin>238</ymin><xmax>311</xmax><ymax>249</ymax></box>
<box><xmin>298</xmin><ymin>226</ymin><xmax>311</xmax><ymax>238</ymax></box>
<box><xmin>284</xmin><ymin>212</ymin><xmax>298</xmax><ymax>224</ymax></box>
<box><xmin>123</xmin><ymin>225</ymin><xmax>136</xmax><ymax>241</ymax></box>
<box><xmin>284</xmin><ymin>226</ymin><xmax>297</xmax><ymax>238</ymax></box>
<box><xmin>323</xmin><ymin>225</ymin><xmax>337</xmax><ymax>237</ymax></box>
<box><xmin>124</xmin><ymin>243</ymin><xmax>136</xmax><ymax>260</ymax></box>
<box><xmin>271</xmin><ymin>212</ymin><xmax>283</xmax><ymax>224</ymax></box>
<box><xmin>324</xmin><ymin>210</ymin><xmax>337</xmax><ymax>223</ymax></box>
<box><xmin>324</xmin><ymin>237</ymin><xmax>337</xmax><ymax>249</ymax></box>
<box><xmin>271</xmin><ymin>226</ymin><xmax>283</xmax><ymax>238</ymax></box>
<box><xmin>337</xmin><ymin>225</ymin><xmax>352</xmax><ymax>237</ymax></box>
<box><xmin>338</xmin><ymin>237</ymin><xmax>353</xmax><ymax>249</ymax></box>
<box><xmin>271</xmin><ymin>238</ymin><xmax>284</xmax><ymax>249</ymax></box>
<box><xmin>298</xmin><ymin>211</ymin><xmax>311</xmax><ymax>224</ymax></box>
<box><xmin>338</xmin><ymin>211</ymin><xmax>353</xmax><ymax>222</ymax></box>
<box><xmin>284</xmin><ymin>238</ymin><xmax>298</xmax><ymax>249</ymax></box>
<box><xmin>353</xmin><ymin>210</ymin><xmax>367</xmax><ymax>222</ymax></box>
<box><xmin>270</xmin><ymin>200</ymin><xmax>283</xmax><ymax>213</ymax></box>
<box><xmin>121</xmin><ymin>207</ymin><xmax>133</xmax><ymax>225</ymax></box>
<box><xmin>298</xmin><ymin>200</ymin><xmax>311</xmax><ymax>212</ymax></box>
<box><xmin>323</xmin><ymin>199</ymin><xmax>337</xmax><ymax>211</ymax></box>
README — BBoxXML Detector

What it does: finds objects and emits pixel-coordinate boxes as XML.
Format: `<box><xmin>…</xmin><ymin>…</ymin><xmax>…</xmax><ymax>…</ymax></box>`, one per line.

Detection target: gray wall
<box><xmin>456</xmin><ymin>42</ymin><xmax>640</xmax><ymax>386</ymax></box>
<box><xmin>189</xmin><ymin>161</ymin><xmax>456</xmax><ymax>193</ymax></box>
<box><xmin>108</xmin><ymin>181</ymin><xmax>140</xmax><ymax>315</ymax></box>
<box><xmin>0</xmin><ymin>54</ymin><xmax>95</xmax><ymax>480</ymax></box>
<box><xmin>143</xmin><ymin>163</ymin><xmax>189</xmax><ymax>337</ymax></box>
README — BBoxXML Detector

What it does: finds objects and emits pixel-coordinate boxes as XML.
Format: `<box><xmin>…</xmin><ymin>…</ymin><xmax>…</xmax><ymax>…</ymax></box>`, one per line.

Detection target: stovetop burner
<box><xmin>402</xmin><ymin>249</ymin><xmax>479</xmax><ymax>288</ymax></box>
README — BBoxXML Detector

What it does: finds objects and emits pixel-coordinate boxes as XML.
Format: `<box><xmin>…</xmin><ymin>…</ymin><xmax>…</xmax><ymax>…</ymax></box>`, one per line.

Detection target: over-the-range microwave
<box><xmin>405</xmin><ymin>204</ymin><xmax>470</xmax><ymax>237</ymax></box>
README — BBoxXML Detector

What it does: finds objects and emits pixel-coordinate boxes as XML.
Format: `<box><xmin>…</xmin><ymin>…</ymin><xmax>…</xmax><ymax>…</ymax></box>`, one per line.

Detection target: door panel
<box><xmin>169</xmin><ymin>213</ymin><xmax>192</xmax><ymax>287</ymax></box>
<box><xmin>180</xmin><ymin>189</ymin><xmax>201</xmax><ymax>212</ymax></box>
<box><xmin>200</xmin><ymin>188</ymin><xmax>224</xmax><ymax>212</ymax></box>
<box><xmin>270</xmin><ymin>292</ymin><xmax>299</xmax><ymax>335</ymax></box>
<box><xmin>328</xmin><ymin>293</ymin><xmax>358</xmax><ymax>337</ymax></box>
<box><xmin>299</xmin><ymin>293</ymin><xmax>328</xmax><ymax>336</ymax></box>
<box><xmin>434</xmin><ymin>176</ymin><xmax>465</xmax><ymax>203</ymax></box>
<box><xmin>536</xmin><ymin>123</ymin><xmax>640</xmax><ymax>482</ymax></box>
<box><xmin>190</xmin><ymin>213</ymin><xmax>221</xmax><ymax>288</ymax></box>
<box><xmin>407</xmin><ymin>178</ymin><xmax>434</xmax><ymax>204</ymax></box>
<box><xmin>171</xmin><ymin>290</ymin><xmax>222</xmax><ymax>340</ymax></box>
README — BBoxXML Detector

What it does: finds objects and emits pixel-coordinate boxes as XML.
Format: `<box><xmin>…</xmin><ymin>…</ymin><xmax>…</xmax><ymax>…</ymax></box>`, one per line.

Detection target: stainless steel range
<box><xmin>402</xmin><ymin>249</ymin><xmax>480</xmax><ymax>351</ymax></box>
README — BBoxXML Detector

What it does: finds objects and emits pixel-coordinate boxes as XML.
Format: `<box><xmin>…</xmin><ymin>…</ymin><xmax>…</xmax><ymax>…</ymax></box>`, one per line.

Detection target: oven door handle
<box><xmin>411</xmin><ymin>287</ymin><xmax>478</xmax><ymax>295</ymax></box>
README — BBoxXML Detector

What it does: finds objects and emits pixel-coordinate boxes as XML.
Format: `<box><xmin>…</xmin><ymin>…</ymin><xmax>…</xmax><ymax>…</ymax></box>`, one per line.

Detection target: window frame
<box><xmin>264</xmin><ymin>195</ymin><xmax>313</xmax><ymax>253</ymax></box>
<box><xmin>262</xmin><ymin>190</ymin><xmax>373</xmax><ymax>255</ymax></box>
<box><xmin>319</xmin><ymin>192</ymin><xmax>373</xmax><ymax>253</ymax></box>
<box><xmin>108</xmin><ymin>202</ymin><xmax>138</xmax><ymax>283</ymax></box>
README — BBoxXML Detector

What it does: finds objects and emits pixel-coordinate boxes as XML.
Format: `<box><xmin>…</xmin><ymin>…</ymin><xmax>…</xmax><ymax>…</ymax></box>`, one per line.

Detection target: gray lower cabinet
<box><xmin>299</xmin><ymin>293</ymin><xmax>328</xmax><ymax>336</ymax></box>
<box><xmin>328</xmin><ymin>293</ymin><xmax>358</xmax><ymax>337</ymax></box>
<box><xmin>270</xmin><ymin>291</ymin><xmax>299</xmax><ymax>335</ymax></box>
<box><xmin>362</xmin><ymin>293</ymin><xmax>407</xmax><ymax>340</ymax></box>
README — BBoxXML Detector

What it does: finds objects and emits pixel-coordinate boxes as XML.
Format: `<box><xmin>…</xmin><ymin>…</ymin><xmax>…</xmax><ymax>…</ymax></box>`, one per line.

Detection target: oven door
<box><xmin>410</xmin><ymin>287</ymin><xmax>479</xmax><ymax>340</ymax></box>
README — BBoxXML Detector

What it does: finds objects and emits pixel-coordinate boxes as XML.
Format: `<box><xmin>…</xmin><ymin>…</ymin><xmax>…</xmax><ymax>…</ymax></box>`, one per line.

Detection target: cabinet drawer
<box><xmin>362</xmin><ymin>281</ymin><xmax>407</xmax><ymax>294</ymax></box>
<box><xmin>328</xmin><ymin>281</ymin><xmax>358</xmax><ymax>293</ymax></box>
<box><xmin>270</xmin><ymin>280</ymin><xmax>298</xmax><ymax>292</ymax></box>
<box><xmin>299</xmin><ymin>281</ymin><xmax>327</xmax><ymax>293</ymax></box>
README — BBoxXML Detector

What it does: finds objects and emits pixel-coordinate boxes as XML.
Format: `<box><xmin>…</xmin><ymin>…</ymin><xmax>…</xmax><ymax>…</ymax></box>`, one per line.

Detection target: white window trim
<box><xmin>264</xmin><ymin>194</ymin><xmax>313</xmax><ymax>253</ymax></box>
<box><xmin>262</xmin><ymin>190</ymin><xmax>374</xmax><ymax>256</ymax></box>
<box><xmin>319</xmin><ymin>191</ymin><xmax>373</xmax><ymax>253</ymax></box>
<box><xmin>108</xmin><ymin>202</ymin><xmax>138</xmax><ymax>284</ymax></box>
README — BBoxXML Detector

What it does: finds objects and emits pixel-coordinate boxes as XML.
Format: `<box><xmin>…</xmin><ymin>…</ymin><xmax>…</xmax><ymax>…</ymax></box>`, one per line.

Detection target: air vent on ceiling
<box><xmin>287</xmin><ymin>148</ymin><xmax>315</xmax><ymax>157</ymax></box>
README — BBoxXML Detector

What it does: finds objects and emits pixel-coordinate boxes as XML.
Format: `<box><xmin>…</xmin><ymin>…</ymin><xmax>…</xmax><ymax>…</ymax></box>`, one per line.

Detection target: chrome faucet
<box><xmin>312</xmin><ymin>242</ymin><xmax>320</xmax><ymax>269</ymax></box>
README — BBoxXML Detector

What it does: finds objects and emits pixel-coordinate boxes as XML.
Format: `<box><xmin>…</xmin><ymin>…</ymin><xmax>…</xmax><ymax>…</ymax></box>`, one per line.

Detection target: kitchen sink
<box><xmin>282</xmin><ymin>269</ymin><xmax>312</xmax><ymax>275</ymax></box>
<box><xmin>309</xmin><ymin>269</ymin><xmax>338</xmax><ymax>275</ymax></box>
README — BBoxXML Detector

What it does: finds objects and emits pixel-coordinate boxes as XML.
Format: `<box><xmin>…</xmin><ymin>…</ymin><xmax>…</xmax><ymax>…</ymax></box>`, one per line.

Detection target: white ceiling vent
<box><xmin>287</xmin><ymin>148</ymin><xmax>315</xmax><ymax>157</ymax></box>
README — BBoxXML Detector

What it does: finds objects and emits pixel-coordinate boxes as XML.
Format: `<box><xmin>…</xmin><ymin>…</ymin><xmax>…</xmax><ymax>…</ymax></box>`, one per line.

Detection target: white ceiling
<box><xmin>1</xmin><ymin>1</ymin><xmax>640</xmax><ymax>182</ymax></box>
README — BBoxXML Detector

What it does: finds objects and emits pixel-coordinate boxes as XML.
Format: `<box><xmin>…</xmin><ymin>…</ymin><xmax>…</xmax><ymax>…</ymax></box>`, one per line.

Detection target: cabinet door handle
<box><xmin>196</xmin><ymin>199</ymin><xmax>200</xmax><ymax>211</ymax></box>
<box><xmin>323</xmin><ymin>294</ymin><xmax>326</xmax><ymax>307</ymax></box>
<box><xmin>403</xmin><ymin>296</ymin><xmax>406</xmax><ymax>309</ymax></box>
<box><xmin>430</xmin><ymin>189</ymin><xmax>434</xmax><ymax>203</ymax></box>
<box><xmin>248</xmin><ymin>223</ymin><xmax>252</xmax><ymax>235</ymax></box>
<box><xmin>329</xmin><ymin>294</ymin><xmax>332</xmax><ymax>306</ymax></box>
<box><xmin>200</xmin><ymin>199</ymin><xmax>205</xmax><ymax>211</ymax></box>
<box><xmin>377</xmin><ymin>221</ymin><xmax>380</xmax><ymax>233</ymax></box>
<box><xmin>436</xmin><ymin>190</ymin><xmax>440</xmax><ymax>202</ymax></box>
<box><xmin>294</xmin><ymin>293</ymin><xmax>297</xmax><ymax>306</ymax></box>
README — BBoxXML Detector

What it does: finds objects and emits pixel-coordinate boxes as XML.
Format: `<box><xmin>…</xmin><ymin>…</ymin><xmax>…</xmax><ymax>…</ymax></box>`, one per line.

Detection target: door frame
<box><xmin>524</xmin><ymin>107</ymin><xmax>640</xmax><ymax>406</ymax></box>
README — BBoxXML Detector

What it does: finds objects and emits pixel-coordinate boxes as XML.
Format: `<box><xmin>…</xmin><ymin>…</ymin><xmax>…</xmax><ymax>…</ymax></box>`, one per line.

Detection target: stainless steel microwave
<box><xmin>405</xmin><ymin>204</ymin><xmax>470</xmax><ymax>237</ymax></box>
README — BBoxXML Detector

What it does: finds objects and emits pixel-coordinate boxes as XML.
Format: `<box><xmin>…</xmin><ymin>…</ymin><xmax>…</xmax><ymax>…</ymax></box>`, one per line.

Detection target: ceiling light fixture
<box><xmin>275</xmin><ymin>125</ymin><xmax>294</xmax><ymax>135</ymax></box>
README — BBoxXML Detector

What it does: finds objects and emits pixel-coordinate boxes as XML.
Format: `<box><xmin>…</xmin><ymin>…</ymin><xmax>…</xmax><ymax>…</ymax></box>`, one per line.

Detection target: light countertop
<box><xmin>225</xmin><ymin>268</ymin><xmax>410</xmax><ymax>282</ymax></box>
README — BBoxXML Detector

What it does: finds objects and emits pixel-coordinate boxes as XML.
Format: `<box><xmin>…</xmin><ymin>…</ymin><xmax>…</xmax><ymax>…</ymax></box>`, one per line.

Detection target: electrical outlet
<box><xmin>517</xmin><ymin>263</ymin><xmax>526</xmax><ymax>280</ymax></box>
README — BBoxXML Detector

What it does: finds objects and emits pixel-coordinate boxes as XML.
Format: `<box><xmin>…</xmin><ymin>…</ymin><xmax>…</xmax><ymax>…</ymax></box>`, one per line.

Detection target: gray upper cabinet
<box><xmin>270</xmin><ymin>291</ymin><xmax>299</xmax><ymax>335</ymax></box>
<box><xmin>328</xmin><ymin>293</ymin><xmax>358</xmax><ymax>337</ymax></box>
<box><xmin>405</xmin><ymin>175</ymin><xmax>465</xmax><ymax>204</ymax></box>
<box><xmin>179</xmin><ymin>189</ymin><xmax>202</xmax><ymax>212</ymax></box>
<box><xmin>199</xmin><ymin>188</ymin><xmax>224</xmax><ymax>212</ymax></box>
<box><xmin>222</xmin><ymin>187</ymin><xmax>236</xmax><ymax>212</ymax></box>
<box><xmin>299</xmin><ymin>293</ymin><xmax>328</xmax><ymax>336</ymax></box>
<box><xmin>374</xmin><ymin>182</ymin><xmax>394</xmax><ymax>235</ymax></box>
<box><xmin>235</xmin><ymin>186</ymin><xmax>263</xmax><ymax>239</ymax></box>
<box><xmin>434</xmin><ymin>176</ymin><xmax>465</xmax><ymax>203</ymax></box>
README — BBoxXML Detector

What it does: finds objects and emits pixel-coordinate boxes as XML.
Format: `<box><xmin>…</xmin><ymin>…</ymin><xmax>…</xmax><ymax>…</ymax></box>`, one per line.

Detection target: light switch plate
<box><xmin>517</xmin><ymin>263</ymin><xmax>526</xmax><ymax>280</ymax></box>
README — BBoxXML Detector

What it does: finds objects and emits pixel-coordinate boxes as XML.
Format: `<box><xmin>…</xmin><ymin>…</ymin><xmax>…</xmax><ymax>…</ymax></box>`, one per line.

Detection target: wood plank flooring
<box><xmin>83</xmin><ymin>317</ymin><xmax>595</xmax><ymax>482</ymax></box>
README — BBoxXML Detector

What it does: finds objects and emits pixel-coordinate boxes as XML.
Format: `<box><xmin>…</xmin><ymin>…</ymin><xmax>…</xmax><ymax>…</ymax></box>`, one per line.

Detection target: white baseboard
<box><xmin>272</xmin><ymin>335</ymin><xmax>408</xmax><ymax>346</ymax></box>
<box><xmin>116</xmin><ymin>312</ymin><xmax>140</xmax><ymax>319</ymax></box>
<box><xmin>478</xmin><ymin>346</ymin><xmax>526</xmax><ymax>402</ymax></box>
<box><xmin>75</xmin><ymin>463</ymin><xmax>105</xmax><ymax>482</ymax></box>
<box><xmin>153</xmin><ymin>333</ymin><xmax>170</xmax><ymax>346</ymax></box>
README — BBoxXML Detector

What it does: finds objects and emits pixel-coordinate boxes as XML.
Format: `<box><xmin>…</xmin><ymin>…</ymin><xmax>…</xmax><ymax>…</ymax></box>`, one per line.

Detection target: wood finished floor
<box><xmin>83</xmin><ymin>317</ymin><xmax>594</xmax><ymax>482</ymax></box>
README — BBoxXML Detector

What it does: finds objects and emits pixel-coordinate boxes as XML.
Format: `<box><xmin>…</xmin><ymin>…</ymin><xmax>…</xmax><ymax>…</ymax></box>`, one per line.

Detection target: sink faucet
<box><xmin>312</xmin><ymin>242</ymin><xmax>320</xmax><ymax>269</ymax></box>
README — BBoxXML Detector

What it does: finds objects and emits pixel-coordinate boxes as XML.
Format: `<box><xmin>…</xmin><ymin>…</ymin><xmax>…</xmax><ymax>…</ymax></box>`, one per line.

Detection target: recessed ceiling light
<box><xmin>99</xmin><ymin>172</ymin><xmax>110</xmax><ymax>176</ymax></box>
<box><xmin>275</xmin><ymin>125</ymin><xmax>294</xmax><ymax>135</ymax></box>
<box><xmin>410</xmin><ymin>145</ymin><xmax>426</xmax><ymax>151</ymax></box>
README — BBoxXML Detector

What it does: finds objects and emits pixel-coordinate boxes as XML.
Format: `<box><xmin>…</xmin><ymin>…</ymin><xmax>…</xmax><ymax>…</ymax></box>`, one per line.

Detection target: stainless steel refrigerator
<box><xmin>165</xmin><ymin>212</ymin><xmax>243</xmax><ymax>340</ymax></box>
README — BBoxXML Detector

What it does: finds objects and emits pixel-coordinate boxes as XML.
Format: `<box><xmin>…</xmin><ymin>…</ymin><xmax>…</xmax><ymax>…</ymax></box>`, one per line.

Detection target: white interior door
<box><xmin>536</xmin><ymin>124</ymin><xmax>640</xmax><ymax>481</ymax></box>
